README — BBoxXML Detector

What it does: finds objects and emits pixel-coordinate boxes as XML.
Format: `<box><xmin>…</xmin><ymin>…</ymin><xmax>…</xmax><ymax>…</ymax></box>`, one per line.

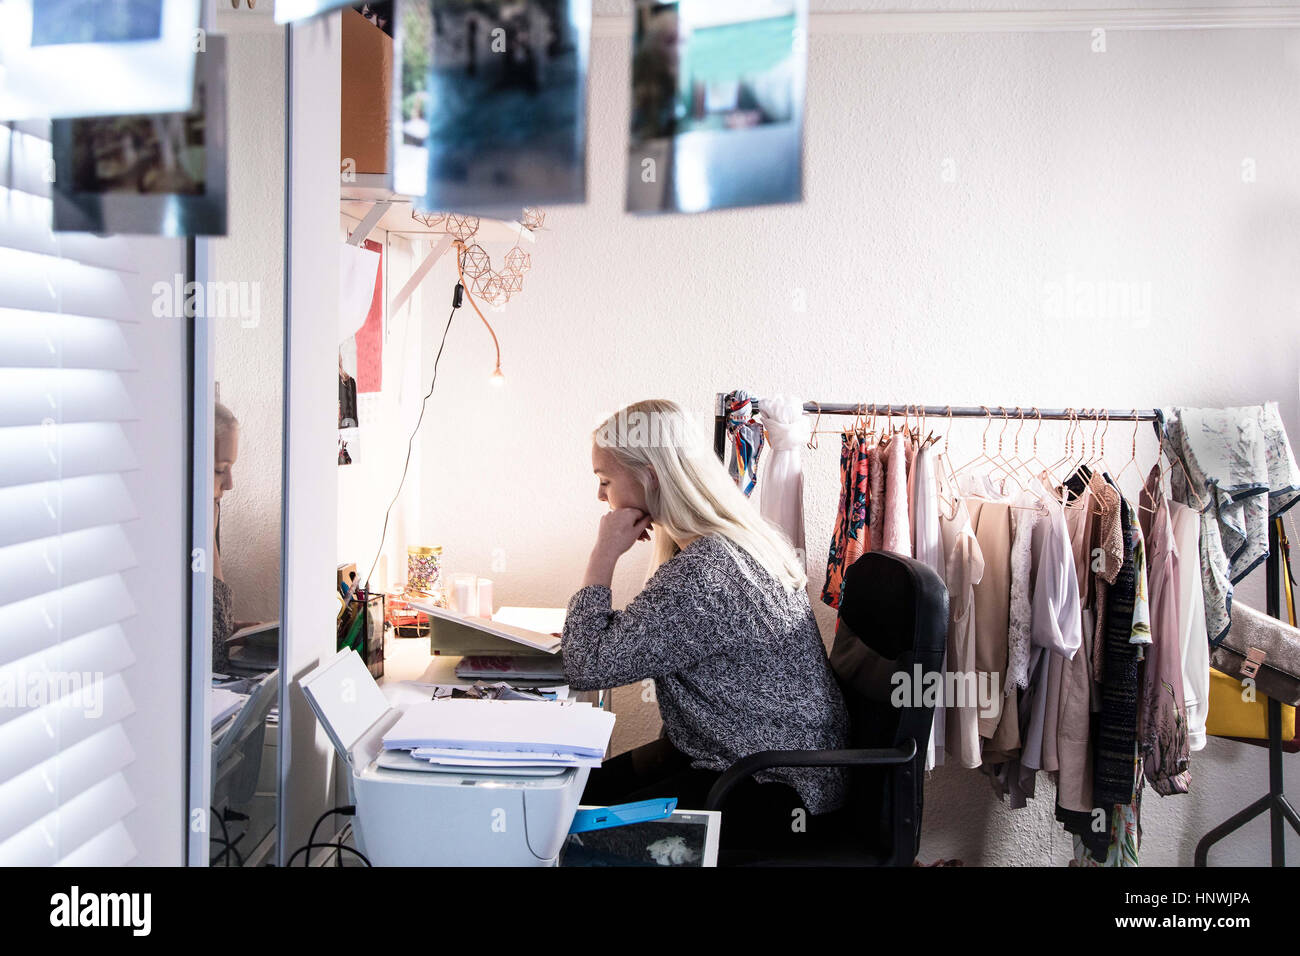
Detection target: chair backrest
<box><xmin>832</xmin><ymin>551</ymin><xmax>949</xmax><ymax>860</ymax></box>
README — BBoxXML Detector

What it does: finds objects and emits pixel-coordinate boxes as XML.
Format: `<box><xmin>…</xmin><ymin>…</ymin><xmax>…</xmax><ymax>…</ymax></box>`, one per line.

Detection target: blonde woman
<box><xmin>212</xmin><ymin>402</ymin><xmax>240</xmax><ymax>673</ymax></box>
<box><xmin>564</xmin><ymin>400</ymin><xmax>849</xmax><ymax>846</ymax></box>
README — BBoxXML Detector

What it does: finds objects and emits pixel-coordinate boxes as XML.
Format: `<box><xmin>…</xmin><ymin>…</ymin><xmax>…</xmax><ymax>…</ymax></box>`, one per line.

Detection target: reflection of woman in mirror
<box><xmin>213</xmin><ymin>402</ymin><xmax>243</xmax><ymax>673</ymax></box>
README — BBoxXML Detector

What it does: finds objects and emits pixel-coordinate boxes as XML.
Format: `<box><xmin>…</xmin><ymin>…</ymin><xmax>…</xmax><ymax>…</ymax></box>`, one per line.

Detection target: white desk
<box><xmin>380</xmin><ymin>635</ymin><xmax>461</xmax><ymax>685</ymax></box>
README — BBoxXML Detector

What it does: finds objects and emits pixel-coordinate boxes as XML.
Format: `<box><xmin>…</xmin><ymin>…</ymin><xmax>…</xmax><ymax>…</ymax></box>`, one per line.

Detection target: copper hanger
<box><xmin>1085</xmin><ymin>408</ymin><xmax>1102</xmax><ymax>467</ymax></box>
<box><xmin>1098</xmin><ymin>409</ymin><xmax>1112</xmax><ymax>471</ymax></box>
<box><xmin>1047</xmin><ymin>407</ymin><xmax>1076</xmax><ymax>477</ymax></box>
<box><xmin>841</xmin><ymin>403</ymin><xmax>858</xmax><ymax>441</ymax></box>
<box><xmin>879</xmin><ymin>404</ymin><xmax>895</xmax><ymax>448</ymax></box>
<box><xmin>1000</xmin><ymin>406</ymin><xmax>1029</xmax><ymax>476</ymax></box>
<box><xmin>1113</xmin><ymin>409</ymin><xmax>1153</xmax><ymax>511</ymax></box>
<box><xmin>991</xmin><ymin>406</ymin><xmax>1027</xmax><ymax>492</ymax></box>
<box><xmin>806</xmin><ymin>401</ymin><xmax>821</xmax><ymax>451</ymax></box>
<box><xmin>1023</xmin><ymin>407</ymin><xmax>1062</xmax><ymax>493</ymax></box>
<box><xmin>952</xmin><ymin>405</ymin><xmax>997</xmax><ymax>478</ymax></box>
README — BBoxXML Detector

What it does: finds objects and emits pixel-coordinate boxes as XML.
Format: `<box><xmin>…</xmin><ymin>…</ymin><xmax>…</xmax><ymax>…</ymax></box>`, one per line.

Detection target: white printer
<box><xmin>299</xmin><ymin>648</ymin><xmax>591</xmax><ymax>866</ymax></box>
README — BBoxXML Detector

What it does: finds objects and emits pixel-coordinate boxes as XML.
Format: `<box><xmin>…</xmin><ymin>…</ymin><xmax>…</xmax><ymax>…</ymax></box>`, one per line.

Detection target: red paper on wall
<box><xmin>355</xmin><ymin>238</ymin><xmax>384</xmax><ymax>393</ymax></box>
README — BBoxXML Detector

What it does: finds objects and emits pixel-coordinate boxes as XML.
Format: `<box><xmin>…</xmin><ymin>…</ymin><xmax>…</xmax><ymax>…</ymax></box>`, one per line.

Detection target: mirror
<box><xmin>190</xmin><ymin>7</ymin><xmax>287</xmax><ymax>867</ymax></box>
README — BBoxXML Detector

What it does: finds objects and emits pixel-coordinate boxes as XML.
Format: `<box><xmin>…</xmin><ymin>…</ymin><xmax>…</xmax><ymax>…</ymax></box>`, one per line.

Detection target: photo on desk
<box><xmin>50</xmin><ymin>36</ymin><xmax>227</xmax><ymax>236</ymax></box>
<box><xmin>411</xmin><ymin>0</ymin><xmax>590</xmax><ymax>219</ymax></box>
<box><xmin>625</xmin><ymin>0</ymin><xmax>806</xmax><ymax>215</ymax></box>
<box><xmin>560</xmin><ymin>810</ymin><xmax>720</xmax><ymax>867</ymax></box>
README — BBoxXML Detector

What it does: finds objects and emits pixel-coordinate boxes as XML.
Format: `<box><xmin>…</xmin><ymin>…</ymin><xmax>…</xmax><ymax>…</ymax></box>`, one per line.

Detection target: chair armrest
<box><xmin>705</xmin><ymin>740</ymin><xmax>918</xmax><ymax>811</ymax></box>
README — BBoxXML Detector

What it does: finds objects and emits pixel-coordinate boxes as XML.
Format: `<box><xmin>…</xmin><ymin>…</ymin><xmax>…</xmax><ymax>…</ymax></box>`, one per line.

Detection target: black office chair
<box><xmin>705</xmin><ymin>551</ymin><xmax>949</xmax><ymax>866</ymax></box>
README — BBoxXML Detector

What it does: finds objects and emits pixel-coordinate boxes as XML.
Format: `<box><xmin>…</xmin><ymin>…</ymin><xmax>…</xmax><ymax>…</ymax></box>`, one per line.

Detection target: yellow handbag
<box><xmin>1205</xmin><ymin>667</ymin><xmax>1296</xmax><ymax>740</ymax></box>
<box><xmin>1206</xmin><ymin>518</ymin><xmax>1298</xmax><ymax>742</ymax></box>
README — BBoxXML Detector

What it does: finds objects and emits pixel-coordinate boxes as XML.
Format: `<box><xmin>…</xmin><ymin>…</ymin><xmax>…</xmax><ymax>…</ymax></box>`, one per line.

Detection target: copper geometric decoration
<box><xmin>480</xmin><ymin>272</ymin><xmax>510</xmax><ymax>307</ymax></box>
<box><xmin>459</xmin><ymin>243</ymin><xmax>491</xmax><ymax>279</ymax></box>
<box><xmin>504</xmin><ymin>246</ymin><xmax>531</xmax><ymax>274</ymax></box>
<box><xmin>498</xmin><ymin>270</ymin><xmax>524</xmax><ymax>297</ymax></box>
<box><xmin>520</xmin><ymin>207</ymin><xmax>545</xmax><ymax>231</ymax></box>
<box><xmin>445</xmin><ymin>213</ymin><xmax>480</xmax><ymax>241</ymax></box>
<box><xmin>411</xmin><ymin>210</ymin><xmax>445</xmax><ymax>229</ymax></box>
<box><xmin>471</xmin><ymin>268</ymin><xmax>499</xmax><ymax>297</ymax></box>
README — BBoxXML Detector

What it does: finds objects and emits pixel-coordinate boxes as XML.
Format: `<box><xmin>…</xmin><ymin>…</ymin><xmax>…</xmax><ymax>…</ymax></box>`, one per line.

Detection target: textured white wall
<box><xmin>213</xmin><ymin>28</ymin><xmax>286</xmax><ymax>625</ymax></box>
<box><xmin>356</xmin><ymin>22</ymin><xmax>1300</xmax><ymax>864</ymax></box>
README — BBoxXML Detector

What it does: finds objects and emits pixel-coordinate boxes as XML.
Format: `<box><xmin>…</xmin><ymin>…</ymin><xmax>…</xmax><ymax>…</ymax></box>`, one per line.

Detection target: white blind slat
<box><xmin>0</xmin><ymin>726</ymin><xmax>136</xmax><ymax>847</ymax></box>
<box><xmin>0</xmin><ymin>769</ymin><xmax>137</xmax><ymax>867</ymax></box>
<box><xmin>55</xmin><ymin>820</ymin><xmax>137</xmax><ymax>867</ymax></box>
<box><xmin>0</xmin><ymin>474</ymin><xmax>136</xmax><ymax>548</ymax></box>
<box><xmin>0</xmin><ymin>249</ymin><xmax>150</xmax><ymax>321</ymax></box>
<box><xmin>0</xmin><ymin>575</ymin><xmax>136</xmax><ymax>668</ymax></box>
<box><xmin>0</xmin><ymin>188</ymin><xmax>159</xmax><ymax>273</ymax></box>
<box><xmin>0</xmin><ymin>125</ymin><xmax>53</xmax><ymax>200</ymax></box>
<box><xmin>0</xmin><ymin>422</ymin><xmax>138</xmax><ymax>489</ymax></box>
<box><xmin>0</xmin><ymin>368</ymin><xmax>136</xmax><ymax>428</ymax></box>
<box><xmin>0</xmin><ymin>312</ymin><xmax>133</xmax><ymax>371</ymax></box>
<box><xmin>0</xmin><ymin>525</ymin><xmax>138</xmax><ymax>608</ymax></box>
<box><xmin>0</xmin><ymin>625</ymin><xmax>134</xmax><ymax>731</ymax></box>
<box><xmin>0</xmin><ymin>674</ymin><xmax>136</xmax><ymax>798</ymax></box>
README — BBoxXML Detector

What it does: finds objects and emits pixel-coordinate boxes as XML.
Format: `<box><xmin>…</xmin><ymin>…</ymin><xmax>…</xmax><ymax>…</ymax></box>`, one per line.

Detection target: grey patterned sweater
<box><xmin>563</xmin><ymin>533</ymin><xmax>850</xmax><ymax>814</ymax></box>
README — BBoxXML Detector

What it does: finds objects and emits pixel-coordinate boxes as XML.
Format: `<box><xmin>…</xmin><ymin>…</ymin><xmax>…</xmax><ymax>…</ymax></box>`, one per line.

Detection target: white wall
<box><xmin>213</xmin><ymin>26</ymin><xmax>286</xmax><ymax>624</ymax></box>
<box><xmin>387</xmin><ymin>21</ymin><xmax>1300</xmax><ymax>865</ymax></box>
<box><xmin>283</xmin><ymin>12</ymin><xmax>341</xmax><ymax>860</ymax></box>
<box><xmin>122</xmin><ymin>241</ymin><xmax>189</xmax><ymax>866</ymax></box>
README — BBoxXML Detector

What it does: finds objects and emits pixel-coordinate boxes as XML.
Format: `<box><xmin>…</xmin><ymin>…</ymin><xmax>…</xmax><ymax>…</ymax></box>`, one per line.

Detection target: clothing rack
<box><xmin>1194</xmin><ymin>519</ymin><xmax>1298</xmax><ymax>866</ymax></box>
<box><xmin>713</xmin><ymin>391</ymin><xmax>1295</xmax><ymax>865</ymax></box>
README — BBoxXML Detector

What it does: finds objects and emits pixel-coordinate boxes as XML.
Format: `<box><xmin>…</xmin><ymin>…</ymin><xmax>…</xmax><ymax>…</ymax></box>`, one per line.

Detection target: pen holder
<box><xmin>339</xmin><ymin>592</ymin><xmax>385</xmax><ymax>680</ymax></box>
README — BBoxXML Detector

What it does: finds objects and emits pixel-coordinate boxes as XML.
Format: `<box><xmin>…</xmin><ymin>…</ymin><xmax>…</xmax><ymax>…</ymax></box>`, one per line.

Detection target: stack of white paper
<box><xmin>492</xmin><ymin>607</ymin><xmax>567</xmax><ymax>636</ymax></box>
<box><xmin>211</xmin><ymin>687</ymin><xmax>248</xmax><ymax>729</ymax></box>
<box><xmin>382</xmin><ymin>698</ymin><xmax>614</xmax><ymax>770</ymax></box>
<box><xmin>409</xmin><ymin>748</ymin><xmax>603</xmax><ymax>769</ymax></box>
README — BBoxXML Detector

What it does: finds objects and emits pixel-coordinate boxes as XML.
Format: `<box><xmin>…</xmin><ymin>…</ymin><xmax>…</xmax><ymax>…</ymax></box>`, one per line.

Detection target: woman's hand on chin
<box><xmin>583</xmin><ymin>508</ymin><xmax>652</xmax><ymax>588</ymax></box>
<box><xmin>596</xmin><ymin>507</ymin><xmax>653</xmax><ymax>559</ymax></box>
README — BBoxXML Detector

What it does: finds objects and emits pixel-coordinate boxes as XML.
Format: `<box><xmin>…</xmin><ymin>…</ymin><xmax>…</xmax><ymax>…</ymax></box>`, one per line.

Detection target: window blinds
<box><xmin>0</xmin><ymin>120</ymin><xmax>155</xmax><ymax>866</ymax></box>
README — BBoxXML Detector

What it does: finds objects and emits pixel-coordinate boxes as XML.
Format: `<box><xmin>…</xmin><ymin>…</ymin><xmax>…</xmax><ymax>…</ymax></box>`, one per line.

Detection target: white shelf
<box><xmin>340</xmin><ymin>175</ymin><xmax>538</xmax><ymax>245</ymax></box>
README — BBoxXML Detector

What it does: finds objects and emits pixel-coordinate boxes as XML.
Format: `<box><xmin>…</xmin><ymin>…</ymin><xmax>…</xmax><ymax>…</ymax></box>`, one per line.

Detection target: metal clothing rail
<box><xmin>711</xmin><ymin>393</ymin><xmax>1162</xmax><ymax>461</ymax></box>
<box><xmin>712</xmin><ymin>390</ymin><xmax>1295</xmax><ymax>866</ymax></box>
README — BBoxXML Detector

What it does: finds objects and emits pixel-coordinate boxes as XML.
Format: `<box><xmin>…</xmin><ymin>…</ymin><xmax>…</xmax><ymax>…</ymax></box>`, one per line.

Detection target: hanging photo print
<box><xmin>50</xmin><ymin>35</ymin><xmax>228</xmax><ymax>236</ymax></box>
<box><xmin>411</xmin><ymin>0</ymin><xmax>590</xmax><ymax>219</ymax></box>
<box><xmin>626</xmin><ymin>0</ymin><xmax>806</xmax><ymax>215</ymax></box>
<box><xmin>394</xmin><ymin>0</ymin><xmax>433</xmax><ymax>197</ymax></box>
<box><xmin>0</xmin><ymin>0</ymin><xmax>200</xmax><ymax>120</ymax></box>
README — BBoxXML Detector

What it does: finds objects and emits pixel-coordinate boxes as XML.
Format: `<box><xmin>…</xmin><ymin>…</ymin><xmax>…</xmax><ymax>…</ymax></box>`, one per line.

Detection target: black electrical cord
<box><xmin>306</xmin><ymin>805</ymin><xmax>356</xmax><ymax>861</ymax></box>
<box><xmin>209</xmin><ymin>808</ymin><xmax>244</xmax><ymax>867</ymax></box>
<box><xmin>286</xmin><ymin>842</ymin><xmax>372</xmax><ymax>868</ymax></box>
<box><xmin>285</xmin><ymin>806</ymin><xmax>364</xmax><ymax>867</ymax></box>
<box><xmin>362</xmin><ymin>287</ymin><xmax>461</xmax><ymax>593</ymax></box>
<box><xmin>210</xmin><ymin>836</ymin><xmax>243</xmax><ymax>868</ymax></box>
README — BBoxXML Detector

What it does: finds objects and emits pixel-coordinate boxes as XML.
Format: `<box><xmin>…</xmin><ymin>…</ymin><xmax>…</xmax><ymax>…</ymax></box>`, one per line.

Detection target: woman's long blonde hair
<box><xmin>593</xmin><ymin>399</ymin><xmax>807</xmax><ymax>591</ymax></box>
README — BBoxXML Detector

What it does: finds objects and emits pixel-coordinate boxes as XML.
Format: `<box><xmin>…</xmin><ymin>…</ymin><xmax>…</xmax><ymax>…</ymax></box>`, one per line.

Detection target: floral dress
<box><xmin>822</xmin><ymin>432</ymin><xmax>871</xmax><ymax>608</ymax></box>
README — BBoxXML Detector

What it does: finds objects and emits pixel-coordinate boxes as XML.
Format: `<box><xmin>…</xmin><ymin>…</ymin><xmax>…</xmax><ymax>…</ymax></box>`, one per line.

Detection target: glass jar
<box><xmin>407</xmin><ymin>545</ymin><xmax>442</xmax><ymax>596</ymax></box>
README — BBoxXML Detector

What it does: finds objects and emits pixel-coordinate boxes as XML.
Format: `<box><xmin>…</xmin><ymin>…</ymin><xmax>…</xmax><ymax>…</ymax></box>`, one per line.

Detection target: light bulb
<box><xmin>490</xmin><ymin>366</ymin><xmax>506</xmax><ymax>386</ymax></box>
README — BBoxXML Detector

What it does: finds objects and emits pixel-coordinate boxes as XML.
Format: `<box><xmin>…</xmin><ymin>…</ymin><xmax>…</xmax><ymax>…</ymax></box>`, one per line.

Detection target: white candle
<box><xmin>476</xmin><ymin>578</ymin><xmax>494</xmax><ymax>619</ymax></box>
<box><xmin>453</xmin><ymin>573</ymin><xmax>478</xmax><ymax>617</ymax></box>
